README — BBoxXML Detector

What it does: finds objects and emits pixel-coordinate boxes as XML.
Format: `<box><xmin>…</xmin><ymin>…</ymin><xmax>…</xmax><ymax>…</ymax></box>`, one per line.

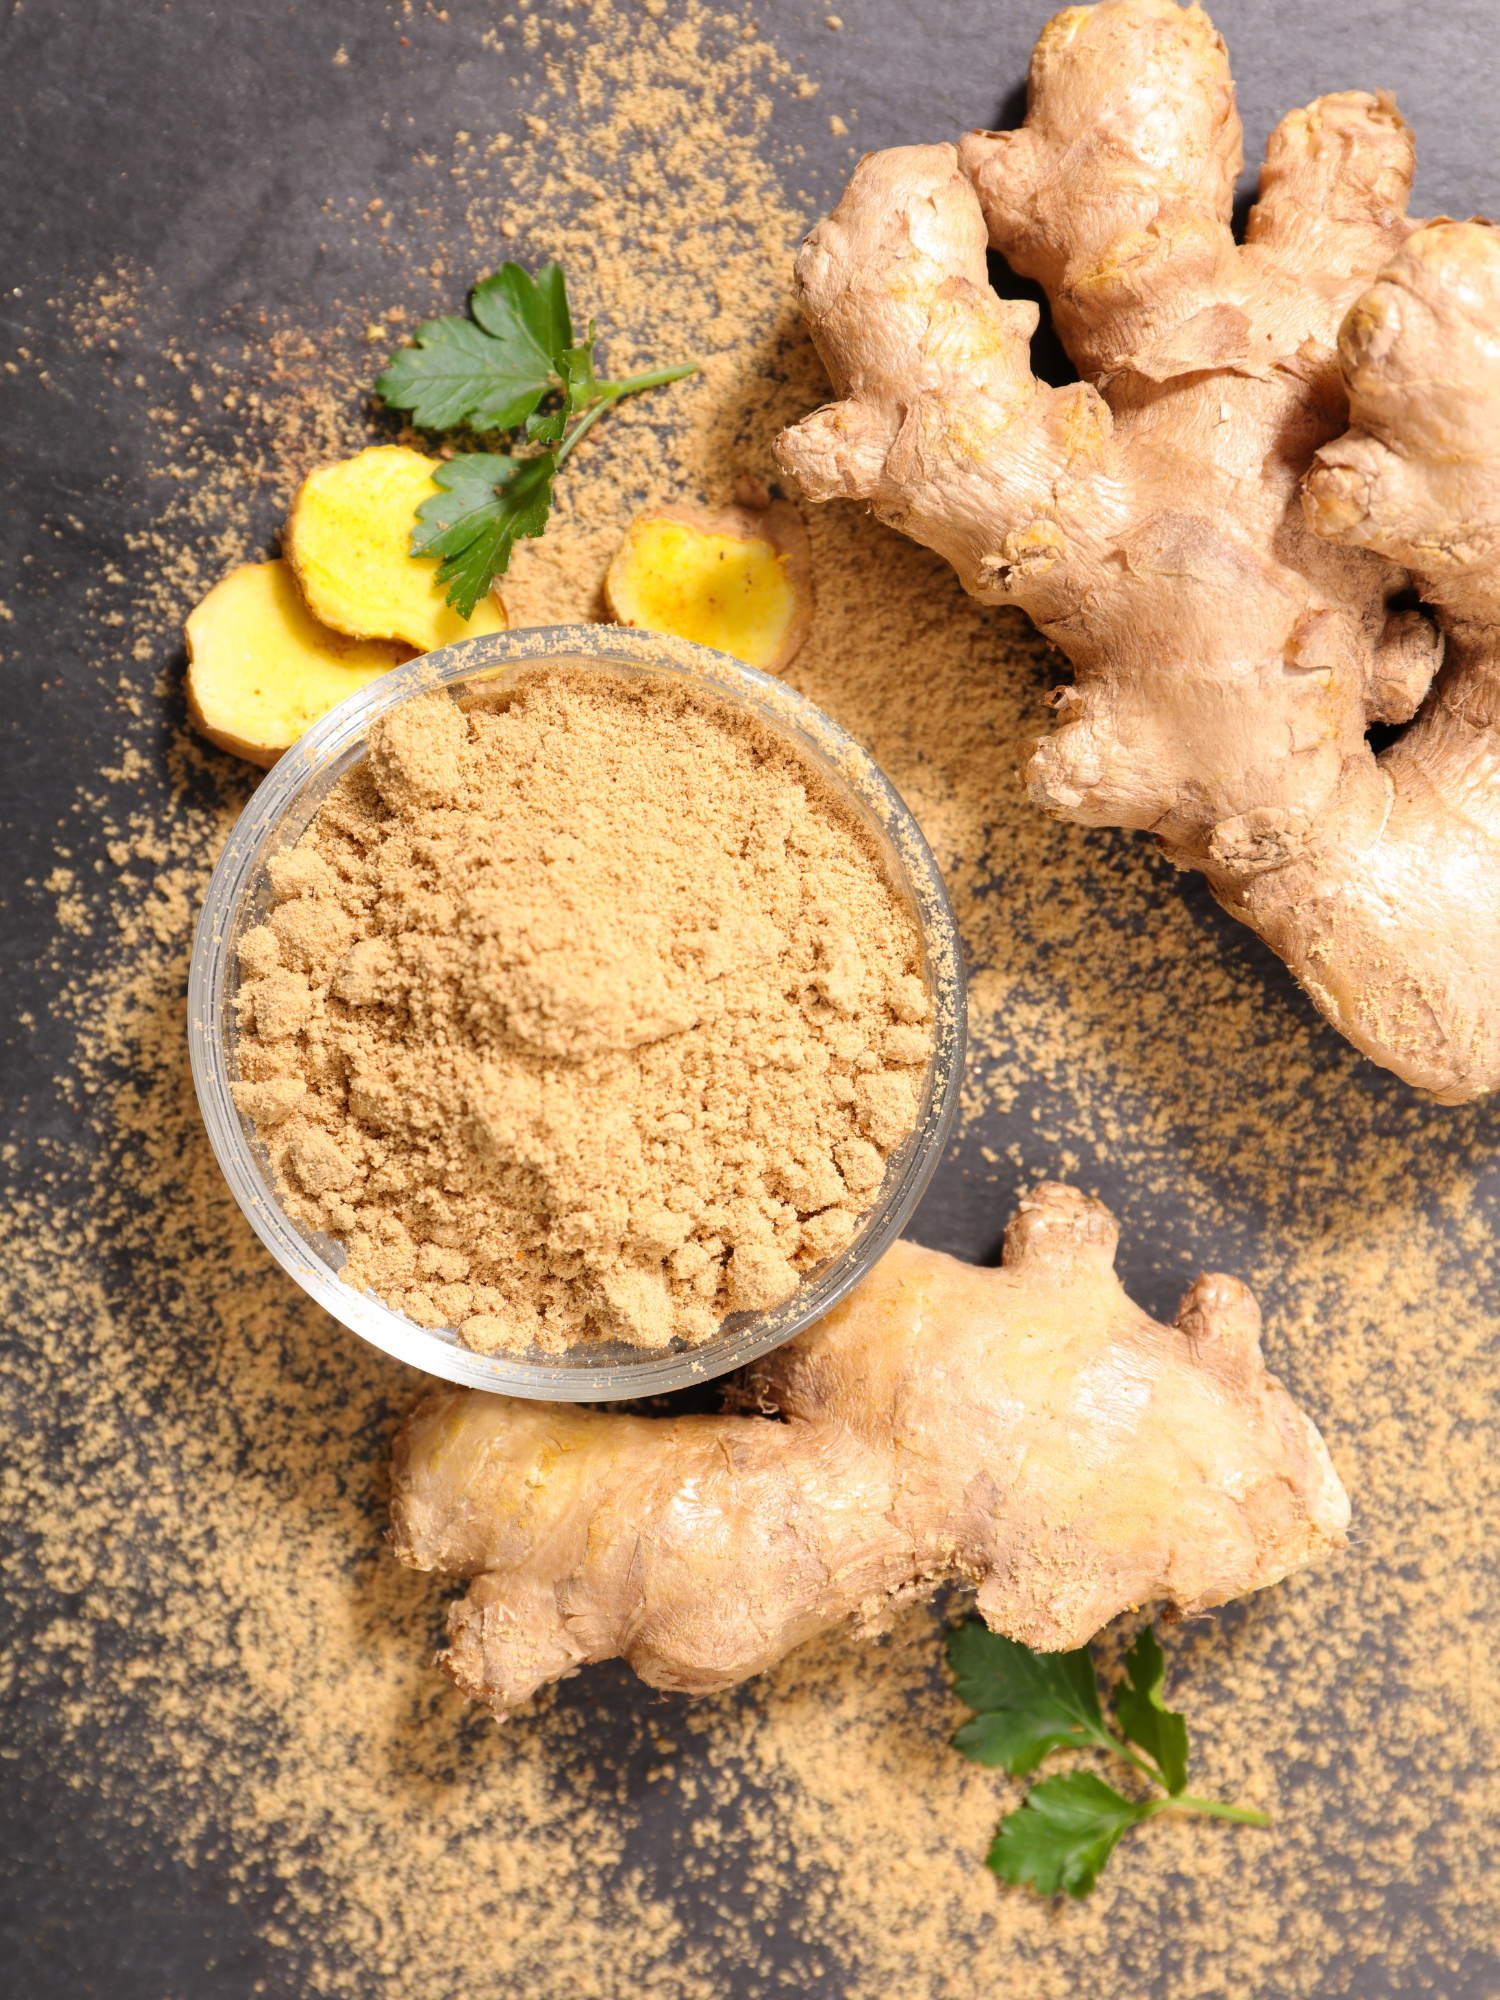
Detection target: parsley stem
<box><xmin>553</xmin><ymin>396</ymin><xmax>613</xmax><ymax>469</ymax></box>
<box><xmin>1095</xmin><ymin>1728</ymin><xmax>1269</xmax><ymax>1825</ymax></box>
<box><xmin>555</xmin><ymin>363</ymin><xmax>699</xmax><ymax>471</ymax></box>
<box><xmin>592</xmin><ymin>362</ymin><xmax>700</xmax><ymax>400</ymax></box>
<box><xmin>1168</xmin><ymin>1794</ymin><xmax>1271</xmax><ymax>1827</ymax></box>
<box><xmin>1093</xmin><ymin>1729</ymin><xmax>1164</xmax><ymax>1786</ymax></box>
<box><xmin>1138</xmin><ymin>1793</ymin><xmax>1270</xmax><ymax>1826</ymax></box>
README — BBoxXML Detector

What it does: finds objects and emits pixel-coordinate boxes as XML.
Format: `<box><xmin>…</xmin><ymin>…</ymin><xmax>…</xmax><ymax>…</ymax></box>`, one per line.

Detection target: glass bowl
<box><xmin>187</xmin><ymin>625</ymin><xmax>966</xmax><ymax>1399</ymax></box>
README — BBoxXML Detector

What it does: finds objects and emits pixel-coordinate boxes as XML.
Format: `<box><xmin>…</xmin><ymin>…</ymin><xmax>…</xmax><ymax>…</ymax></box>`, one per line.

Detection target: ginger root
<box><xmin>285</xmin><ymin>444</ymin><xmax>509</xmax><ymax>651</ymax></box>
<box><xmin>775</xmin><ymin>0</ymin><xmax>1500</xmax><ymax>1101</ymax></box>
<box><xmin>390</xmin><ymin>1184</ymin><xmax>1347</xmax><ymax>1713</ymax></box>
<box><xmin>185</xmin><ymin>560</ymin><xmax>407</xmax><ymax>768</ymax></box>
<box><xmin>604</xmin><ymin>487</ymin><xmax>812</xmax><ymax>671</ymax></box>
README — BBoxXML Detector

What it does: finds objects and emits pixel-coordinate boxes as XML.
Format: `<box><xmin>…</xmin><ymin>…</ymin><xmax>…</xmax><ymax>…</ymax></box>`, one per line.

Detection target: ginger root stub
<box><xmin>232</xmin><ymin>671</ymin><xmax>933</xmax><ymax>1354</ymax></box>
<box><xmin>390</xmin><ymin>1185</ymin><xmax>1349</xmax><ymax>1712</ymax></box>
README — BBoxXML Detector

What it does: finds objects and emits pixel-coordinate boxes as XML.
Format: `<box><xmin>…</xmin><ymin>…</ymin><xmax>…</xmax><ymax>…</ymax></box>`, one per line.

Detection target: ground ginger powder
<box><xmin>231</xmin><ymin>669</ymin><xmax>933</xmax><ymax>1353</ymax></box>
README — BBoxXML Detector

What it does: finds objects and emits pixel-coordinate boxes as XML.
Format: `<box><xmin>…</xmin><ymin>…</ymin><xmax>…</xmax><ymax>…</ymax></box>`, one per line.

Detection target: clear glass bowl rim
<box><xmin>186</xmin><ymin>624</ymin><xmax>967</xmax><ymax>1399</ymax></box>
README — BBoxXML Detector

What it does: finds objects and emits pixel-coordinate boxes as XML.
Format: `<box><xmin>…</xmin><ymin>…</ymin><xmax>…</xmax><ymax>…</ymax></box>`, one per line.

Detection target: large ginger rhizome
<box><xmin>776</xmin><ymin>0</ymin><xmax>1500</xmax><ymax>1103</ymax></box>
<box><xmin>391</xmin><ymin>1187</ymin><xmax>1347</xmax><ymax>1711</ymax></box>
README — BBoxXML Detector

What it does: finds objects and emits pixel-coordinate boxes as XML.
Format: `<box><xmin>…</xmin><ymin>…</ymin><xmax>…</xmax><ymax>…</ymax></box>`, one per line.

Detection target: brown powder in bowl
<box><xmin>231</xmin><ymin>667</ymin><xmax>934</xmax><ymax>1353</ymax></box>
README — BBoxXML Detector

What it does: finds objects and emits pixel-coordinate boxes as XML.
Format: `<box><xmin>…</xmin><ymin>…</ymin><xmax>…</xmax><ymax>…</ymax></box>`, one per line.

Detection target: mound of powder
<box><xmin>231</xmin><ymin>668</ymin><xmax>934</xmax><ymax>1353</ymax></box>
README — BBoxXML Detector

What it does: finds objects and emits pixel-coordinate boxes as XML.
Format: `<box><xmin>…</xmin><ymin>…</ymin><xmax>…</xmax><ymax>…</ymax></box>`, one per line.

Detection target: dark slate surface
<box><xmin>3</xmin><ymin>3</ymin><xmax>1498</xmax><ymax>1994</ymax></box>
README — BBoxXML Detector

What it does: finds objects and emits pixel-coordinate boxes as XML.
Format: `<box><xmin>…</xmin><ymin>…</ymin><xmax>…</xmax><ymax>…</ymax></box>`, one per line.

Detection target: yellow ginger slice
<box><xmin>285</xmin><ymin>444</ymin><xmax>509</xmax><ymax>651</ymax></box>
<box><xmin>604</xmin><ymin>490</ymin><xmax>812</xmax><ymax>672</ymax></box>
<box><xmin>185</xmin><ymin>561</ymin><xmax>407</xmax><ymax>769</ymax></box>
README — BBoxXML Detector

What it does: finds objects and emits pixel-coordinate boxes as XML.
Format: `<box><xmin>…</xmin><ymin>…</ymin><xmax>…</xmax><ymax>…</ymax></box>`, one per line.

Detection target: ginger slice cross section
<box><xmin>605</xmin><ymin>496</ymin><xmax>812</xmax><ymax>672</ymax></box>
<box><xmin>286</xmin><ymin>444</ymin><xmax>509</xmax><ymax>652</ymax></box>
<box><xmin>185</xmin><ymin>560</ymin><xmax>407</xmax><ymax>770</ymax></box>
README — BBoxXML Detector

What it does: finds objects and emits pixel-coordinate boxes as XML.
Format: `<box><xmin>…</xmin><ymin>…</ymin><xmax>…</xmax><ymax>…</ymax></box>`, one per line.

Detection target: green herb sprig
<box><xmin>947</xmin><ymin>1621</ymin><xmax>1268</xmax><ymax>1898</ymax></box>
<box><xmin>375</xmin><ymin>263</ymin><xmax>696</xmax><ymax>617</ymax></box>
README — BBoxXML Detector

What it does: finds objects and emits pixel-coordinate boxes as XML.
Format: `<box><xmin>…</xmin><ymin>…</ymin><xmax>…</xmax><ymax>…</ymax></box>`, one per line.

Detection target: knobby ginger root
<box><xmin>774</xmin><ymin>0</ymin><xmax>1500</xmax><ymax>1102</ymax></box>
<box><xmin>285</xmin><ymin>444</ymin><xmax>509</xmax><ymax>651</ymax></box>
<box><xmin>604</xmin><ymin>485</ymin><xmax>813</xmax><ymax>671</ymax></box>
<box><xmin>390</xmin><ymin>1185</ymin><xmax>1348</xmax><ymax>1712</ymax></box>
<box><xmin>185</xmin><ymin>561</ymin><xmax>407</xmax><ymax>768</ymax></box>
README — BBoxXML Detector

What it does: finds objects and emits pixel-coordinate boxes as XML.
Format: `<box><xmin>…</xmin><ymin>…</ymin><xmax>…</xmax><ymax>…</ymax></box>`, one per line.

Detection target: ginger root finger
<box><xmin>775</xmin><ymin>142</ymin><xmax>1114</xmax><ymax>612</ymax></box>
<box><xmin>604</xmin><ymin>492</ymin><xmax>812</xmax><ymax>672</ymax></box>
<box><xmin>390</xmin><ymin>1185</ymin><xmax>1347</xmax><ymax>1715</ymax></box>
<box><xmin>776</xmin><ymin>0</ymin><xmax>1500</xmax><ymax>1099</ymax></box>
<box><xmin>957</xmin><ymin>0</ymin><xmax>1247</xmax><ymax>382</ymax></box>
<box><xmin>285</xmin><ymin>444</ymin><xmax>509</xmax><ymax>651</ymax></box>
<box><xmin>184</xmin><ymin>560</ymin><xmax>407</xmax><ymax>769</ymax></box>
<box><xmin>1305</xmin><ymin>220</ymin><xmax>1500</xmax><ymax>608</ymax></box>
<box><xmin>1276</xmin><ymin>218</ymin><xmax>1500</xmax><ymax>1094</ymax></box>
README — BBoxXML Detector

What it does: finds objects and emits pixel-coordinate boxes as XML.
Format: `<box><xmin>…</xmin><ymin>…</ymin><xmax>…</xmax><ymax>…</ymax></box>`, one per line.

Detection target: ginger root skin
<box><xmin>390</xmin><ymin>1185</ymin><xmax>1347</xmax><ymax>1715</ymax></box>
<box><xmin>604</xmin><ymin>490</ymin><xmax>812</xmax><ymax>672</ymax></box>
<box><xmin>774</xmin><ymin>0</ymin><xmax>1500</xmax><ymax>1101</ymax></box>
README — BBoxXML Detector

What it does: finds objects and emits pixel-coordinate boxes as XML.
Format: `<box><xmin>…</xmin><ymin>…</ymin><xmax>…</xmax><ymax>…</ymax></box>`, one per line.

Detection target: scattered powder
<box><xmin>4</xmin><ymin>2</ymin><xmax>1500</xmax><ymax>1996</ymax></box>
<box><xmin>237</xmin><ymin>672</ymin><xmax>930</xmax><ymax>1352</ymax></box>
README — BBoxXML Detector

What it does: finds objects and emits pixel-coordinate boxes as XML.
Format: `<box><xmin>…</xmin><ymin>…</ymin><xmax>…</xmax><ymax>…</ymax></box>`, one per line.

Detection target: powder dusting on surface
<box><xmin>239</xmin><ymin>672</ymin><xmax>930</xmax><ymax>1353</ymax></box>
<box><xmin>4</xmin><ymin>2</ymin><xmax>1499</xmax><ymax>1995</ymax></box>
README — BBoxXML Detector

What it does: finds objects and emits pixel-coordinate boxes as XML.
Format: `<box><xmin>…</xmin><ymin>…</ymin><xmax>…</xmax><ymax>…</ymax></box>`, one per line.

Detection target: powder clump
<box><xmin>233</xmin><ymin>668</ymin><xmax>932</xmax><ymax>1352</ymax></box>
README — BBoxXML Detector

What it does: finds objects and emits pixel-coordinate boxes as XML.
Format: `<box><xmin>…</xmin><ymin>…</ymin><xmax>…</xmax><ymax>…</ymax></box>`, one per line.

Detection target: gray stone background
<box><xmin>3</xmin><ymin>2</ymin><xmax>1497</xmax><ymax>1994</ymax></box>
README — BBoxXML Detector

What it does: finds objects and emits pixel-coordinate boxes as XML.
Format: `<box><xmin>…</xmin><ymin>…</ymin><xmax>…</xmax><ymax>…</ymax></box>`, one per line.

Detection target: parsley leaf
<box><xmin>374</xmin><ymin>261</ymin><xmax>696</xmax><ymax>619</ymax></box>
<box><xmin>525</xmin><ymin>408</ymin><xmax>568</xmax><ymax>445</ymax></box>
<box><xmin>949</xmin><ymin>1618</ymin><xmax>1269</xmax><ymax>1897</ymax></box>
<box><xmin>376</xmin><ymin>262</ymin><xmax>569</xmax><ymax>432</ymax></box>
<box><xmin>557</xmin><ymin>335</ymin><xmax>599</xmax><ymax>413</ymax></box>
<box><xmin>987</xmin><ymin>1772</ymin><xmax>1153</xmax><ymax>1899</ymax></box>
<box><xmin>410</xmin><ymin>453</ymin><xmax>556</xmax><ymax>620</ymax></box>
<box><xmin>470</xmin><ymin>261</ymin><xmax>571</xmax><ymax>362</ymax></box>
<box><xmin>1114</xmin><ymin>1625</ymin><xmax>1190</xmax><ymax>1795</ymax></box>
<box><xmin>945</xmin><ymin>1625</ymin><xmax>1107</xmax><ymax>1776</ymax></box>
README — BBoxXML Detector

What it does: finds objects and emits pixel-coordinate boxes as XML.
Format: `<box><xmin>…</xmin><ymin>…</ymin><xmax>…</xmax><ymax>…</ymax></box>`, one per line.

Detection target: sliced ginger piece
<box><xmin>285</xmin><ymin>444</ymin><xmax>509</xmax><ymax>651</ymax></box>
<box><xmin>185</xmin><ymin>561</ymin><xmax>407</xmax><ymax>769</ymax></box>
<box><xmin>604</xmin><ymin>487</ymin><xmax>812</xmax><ymax>672</ymax></box>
